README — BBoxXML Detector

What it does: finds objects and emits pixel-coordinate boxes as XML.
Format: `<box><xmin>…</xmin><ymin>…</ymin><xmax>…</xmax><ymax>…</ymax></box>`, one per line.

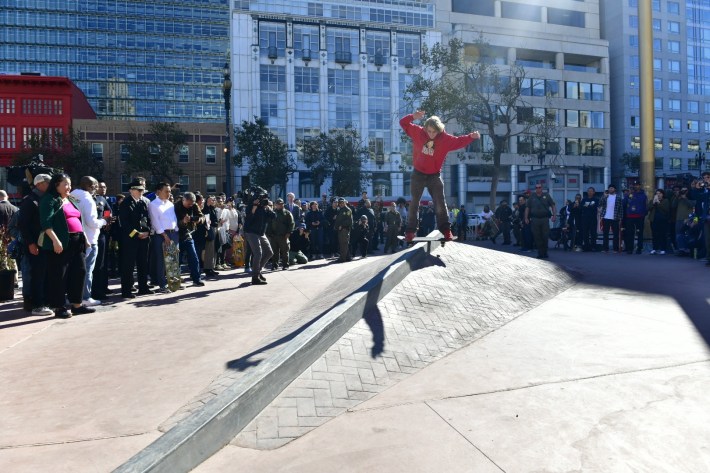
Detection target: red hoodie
<box><xmin>399</xmin><ymin>114</ymin><xmax>476</xmax><ymax>175</ymax></box>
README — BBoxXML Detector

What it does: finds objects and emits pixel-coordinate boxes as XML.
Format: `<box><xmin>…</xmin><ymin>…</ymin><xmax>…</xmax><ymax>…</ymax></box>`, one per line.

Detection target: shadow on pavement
<box><xmin>225</xmin><ymin>250</ymin><xmax>446</xmax><ymax>371</ymax></box>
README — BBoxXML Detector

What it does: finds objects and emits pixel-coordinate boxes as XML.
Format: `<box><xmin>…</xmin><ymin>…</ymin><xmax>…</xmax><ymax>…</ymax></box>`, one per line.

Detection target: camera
<box><xmin>237</xmin><ymin>186</ymin><xmax>269</xmax><ymax>207</ymax></box>
<box><xmin>700</xmin><ymin>182</ymin><xmax>708</xmax><ymax>188</ymax></box>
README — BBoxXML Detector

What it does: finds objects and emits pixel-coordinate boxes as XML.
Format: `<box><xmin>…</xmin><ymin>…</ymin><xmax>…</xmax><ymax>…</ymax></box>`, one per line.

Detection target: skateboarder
<box><xmin>400</xmin><ymin>110</ymin><xmax>480</xmax><ymax>242</ymax></box>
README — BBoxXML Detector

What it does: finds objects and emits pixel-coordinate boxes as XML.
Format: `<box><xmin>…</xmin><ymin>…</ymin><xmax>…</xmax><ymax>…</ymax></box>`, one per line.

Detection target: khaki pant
<box><xmin>338</xmin><ymin>227</ymin><xmax>351</xmax><ymax>261</ymax></box>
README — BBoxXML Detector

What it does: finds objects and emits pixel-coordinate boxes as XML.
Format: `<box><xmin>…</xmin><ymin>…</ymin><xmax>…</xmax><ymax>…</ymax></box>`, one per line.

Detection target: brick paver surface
<box><xmin>232</xmin><ymin>242</ymin><xmax>576</xmax><ymax>449</ymax></box>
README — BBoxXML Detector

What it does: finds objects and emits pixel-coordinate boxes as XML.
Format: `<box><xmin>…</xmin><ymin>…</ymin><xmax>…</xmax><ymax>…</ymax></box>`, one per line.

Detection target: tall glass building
<box><xmin>603</xmin><ymin>0</ymin><xmax>710</xmax><ymax>186</ymax></box>
<box><xmin>0</xmin><ymin>0</ymin><xmax>229</xmax><ymax>122</ymax></box>
<box><xmin>230</xmin><ymin>0</ymin><xmax>438</xmax><ymax>198</ymax></box>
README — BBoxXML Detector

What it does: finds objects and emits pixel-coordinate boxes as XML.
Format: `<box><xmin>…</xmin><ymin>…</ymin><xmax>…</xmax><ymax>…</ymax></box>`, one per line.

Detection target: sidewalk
<box><xmin>196</xmin><ymin>243</ymin><xmax>710</xmax><ymax>472</ymax></box>
<box><xmin>0</xmin><ymin>252</ymin><xmax>401</xmax><ymax>473</ymax></box>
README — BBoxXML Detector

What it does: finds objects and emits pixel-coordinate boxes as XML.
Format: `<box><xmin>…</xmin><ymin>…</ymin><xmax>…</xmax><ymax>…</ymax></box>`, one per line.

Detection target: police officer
<box><xmin>119</xmin><ymin>179</ymin><xmax>153</xmax><ymax>298</ymax></box>
<box><xmin>267</xmin><ymin>197</ymin><xmax>295</xmax><ymax>270</ymax></box>
<box><xmin>334</xmin><ymin>197</ymin><xmax>353</xmax><ymax>263</ymax></box>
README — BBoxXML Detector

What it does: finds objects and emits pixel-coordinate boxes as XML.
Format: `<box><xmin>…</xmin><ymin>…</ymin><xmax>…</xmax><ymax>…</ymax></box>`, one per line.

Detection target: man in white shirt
<box><xmin>598</xmin><ymin>184</ymin><xmax>623</xmax><ymax>252</ymax></box>
<box><xmin>70</xmin><ymin>176</ymin><xmax>106</xmax><ymax>306</ymax></box>
<box><xmin>148</xmin><ymin>182</ymin><xmax>179</xmax><ymax>293</ymax></box>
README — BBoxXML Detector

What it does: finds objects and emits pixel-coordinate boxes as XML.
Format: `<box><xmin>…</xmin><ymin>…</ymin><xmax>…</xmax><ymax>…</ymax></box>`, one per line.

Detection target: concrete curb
<box><xmin>113</xmin><ymin>238</ymin><xmax>441</xmax><ymax>473</ymax></box>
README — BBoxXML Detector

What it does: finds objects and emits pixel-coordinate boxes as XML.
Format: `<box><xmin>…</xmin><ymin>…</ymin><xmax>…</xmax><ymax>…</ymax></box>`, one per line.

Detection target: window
<box><xmin>688</xmin><ymin>101</ymin><xmax>699</xmax><ymax>114</ymax></box>
<box><xmin>294</xmin><ymin>67</ymin><xmax>319</xmax><ymax>93</ymax></box>
<box><xmin>120</xmin><ymin>144</ymin><xmax>130</xmax><ymax>161</ymax></box>
<box><xmin>654</xmin><ymin>98</ymin><xmax>662</xmax><ymax>111</ymax></box>
<box><xmin>630</xmin><ymin>16</ymin><xmax>638</xmax><ymax>28</ymax></box>
<box><xmin>630</xmin><ymin>55</ymin><xmax>639</xmax><ymax>69</ymax></box>
<box><xmin>670</xmin><ymin>158</ymin><xmax>682</xmax><ymax>171</ymax></box>
<box><xmin>547</xmin><ymin>8</ymin><xmax>584</xmax><ymax>27</ymax></box>
<box><xmin>366</xmin><ymin>31</ymin><xmax>390</xmax><ymax>64</ymax></box>
<box><xmin>652</xmin><ymin>0</ymin><xmax>660</xmax><ymax>11</ymax></box>
<box><xmin>654</xmin><ymin>78</ymin><xmax>662</xmax><ymax>91</ymax></box>
<box><xmin>688</xmin><ymin>139</ymin><xmax>700</xmax><ymax>152</ymax></box>
<box><xmin>668</xmin><ymin>119</ymin><xmax>681</xmax><ymax>131</ymax></box>
<box><xmin>669</xmin><ymin>138</ymin><xmax>681</xmax><ymax>151</ymax></box>
<box><xmin>532</xmin><ymin>80</ymin><xmax>545</xmax><ymax>97</ymax></box>
<box><xmin>591</xmin><ymin>112</ymin><xmax>604</xmax><ymax>129</ymax></box>
<box><xmin>630</xmin><ymin>35</ymin><xmax>638</xmax><ymax>47</ymax></box>
<box><xmin>655</xmin><ymin>138</ymin><xmax>663</xmax><ymax>151</ymax></box>
<box><xmin>579</xmin><ymin>110</ymin><xmax>591</xmax><ymax>128</ymax></box>
<box><xmin>0</xmin><ymin>127</ymin><xmax>16</xmax><ymax>150</ymax></box>
<box><xmin>631</xmin><ymin>96</ymin><xmax>640</xmax><ymax>109</ymax></box>
<box><xmin>179</xmin><ymin>175</ymin><xmax>189</xmax><ymax>190</ymax></box>
<box><xmin>92</xmin><ymin>143</ymin><xmax>104</xmax><ymax>160</ymax></box>
<box><xmin>668</xmin><ymin>60</ymin><xmax>680</xmax><ymax>73</ymax></box>
<box><xmin>668</xmin><ymin>80</ymin><xmax>681</xmax><ymax>93</ymax></box>
<box><xmin>668</xmin><ymin>99</ymin><xmax>681</xmax><ymax>111</ymax></box>
<box><xmin>668</xmin><ymin>2</ymin><xmax>680</xmax><ymax>14</ymax></box>
<box><xmin>205</xmin><ymin>145</ymin><xmax>216</xmax><ymax>164</ymax></box>
<box><xmin>452</xmin><ymin>0</ymin><xmax>495</xmax><ymax>15</ymax></box>
<box><xmin>121</xmin><ymin>174</ymin><xmax>130</xmax><ymax>193</ymax></box>
<box><xmin>149</xmin><ymin>145</ymin><xmax>159</xmax><ymax>155</ymax></box>
<box><xmin>205</xmin><ymin>175</ymin><xmax>217</xmax><ymax>193</ymax></box>
<box><xmin>259</xmin><ymin>22</ymin><xmax>286</xmax><ymax>59</ymax></box>
<box><xmin>501</xmin><ymin>2</ymin><xmax>541</xmax><ymax>22</ymax></box>
<box><xmin>565</xmin><ymin>81</ymin><xmax>579</xmax><ymax>99</ymax></box>
<box><xmin>688</xmin><ymin>120</ymin><xmax>699</xmax><ymax>133</ymax></box>
<box><xmin>652</xmin><ymin>19</ymin><xmax>661</xmax><ymax>31</ymax></box>
<box><xmin>655</xmin><ymin>157</ymin><xmax>664</xmax><ymax>170</ymax></box>
<box><xmin>653</xmin><ymin>38</ymin><xmax>662</xmax><ymax>52</ymax></box>
<box><xmin>579</xmin><ymin>82</ymin><xmax>591</xmax><ymax>100</ymax></box>
<box><xmin>564</xmin><ymin>110</ymin><xmax>578</xmax><ymax>128</ymax></box>
<box><xmin>294</xmin><ymin>24</ymin><xmax>319</xmax><ymax>60</ymax></box>
<box><xmin>545</xmin><ymin>80</ymin><xmax>559</xmax><ymax>97</ymax></box>
<box><xmin>668</xmin><ymin>21</ymin><xmax>680</xmax><ymax>34</ymax></box>
<box><xmin>179</xmin><ymin>145</ymin><xmax>189</xmax><ymax>163</ymax></box>
<box><xmin>668</xmin><ymin>41</ymin><xmax>680</xmax><ymax>54</ymax></box>
<box><xmin>631</xmin><ymin>116</ymin><xmax>639</xmax><ymax>128</ymax></box>
<box><xmin>630</xmin><ymin>75</ymin><xmax>639</xmax><ymax>89</ymax></box>
<box><xmin>631</xmin><ymin>136</ymin><xmax>641</xmax><ymax>150</ymax></box>
<box><xmin>0</xmin><ymin>98</ymin><xmax>16</xmax><ymax>114</ymax></box>
<box><xmin>655</xmin><ymin>117</ymin><xmax>663</xmax><ymax>130</ymax></box>
<box><xmin>653</xmin><ymin>58</ymin><xmax>662</xmax><ymax>71</ymax></box>
<box><xmin>591</xmin><ymin>84</ymin><xmax>604</xmax><ymax>101</ymax></box>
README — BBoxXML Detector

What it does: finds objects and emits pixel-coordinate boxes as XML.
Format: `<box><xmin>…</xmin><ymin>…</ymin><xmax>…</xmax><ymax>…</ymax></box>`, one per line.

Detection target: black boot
<box><xmin>251</xmin><ymin>275</ymin><xmax>267</xmax><ymax>285</ymax></box>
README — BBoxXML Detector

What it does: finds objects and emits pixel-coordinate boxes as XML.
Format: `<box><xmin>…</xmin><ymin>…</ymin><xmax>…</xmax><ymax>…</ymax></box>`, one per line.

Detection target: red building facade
<box><xmin>0</xmin><ymin>75</ymin><xmax>96</xmax><ymax>167</ymax></box>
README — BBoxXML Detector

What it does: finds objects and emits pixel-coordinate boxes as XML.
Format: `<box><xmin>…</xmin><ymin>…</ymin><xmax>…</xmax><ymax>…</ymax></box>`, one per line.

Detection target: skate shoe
<box><xmin>442</xmin><ymin>229</ymin><xmax>455</xmax><ymax>241</ymax></box>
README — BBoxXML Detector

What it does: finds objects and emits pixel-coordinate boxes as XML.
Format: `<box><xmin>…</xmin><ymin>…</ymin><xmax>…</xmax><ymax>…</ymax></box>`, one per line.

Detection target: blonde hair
<box><xmin>424</xmin><ymin>116</ymin><xmax>445</xmax><ymax>133</ymax></box>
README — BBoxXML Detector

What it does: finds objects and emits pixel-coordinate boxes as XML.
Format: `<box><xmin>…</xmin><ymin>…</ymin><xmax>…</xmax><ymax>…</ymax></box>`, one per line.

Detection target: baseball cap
<box><xmin>33</xmin><ymin>173</ymin><xmax>51</xmax><ymax>185</ymax></box>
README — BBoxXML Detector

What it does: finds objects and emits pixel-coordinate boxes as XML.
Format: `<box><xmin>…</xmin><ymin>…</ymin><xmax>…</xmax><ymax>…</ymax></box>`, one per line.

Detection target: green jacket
<box><xmin>267</xmin><ymin>208</ymin><xmax>295</xmax><ymax>236</ymax></box>
<box><xmin>385</xmin><ymin>210</ymin><xmax>402</xmax><ymax>228</ymax></box>
<box><xmin>38</xmin><ymin>193</ymin><xmax>82</xmax><ymax>250</ymax></box>
<box><xmin>335</xmin><ymin>206</ymin><xmax>353</xmax><ymax>229</ymax></box>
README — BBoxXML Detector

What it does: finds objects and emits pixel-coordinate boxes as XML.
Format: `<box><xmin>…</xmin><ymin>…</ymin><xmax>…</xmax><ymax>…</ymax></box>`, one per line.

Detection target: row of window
<box><xmin>630</xmin><ymin>116</ymin><xmax>710</xmax><ymax>133</ymax></box>
<box><xmin>630</xmin><ymin>35</ymin><xmax>681</xmax><ymax>54</ymax></box>
<box><xmin>259</xmin><ymin>22</ymin><xmax>422</xmax><ymax>66</ymax></box>
<box><xmin>631</xmin><ymin>136</ymin><xmax>710</xmax><ymax>153</ymax></box>
<box><xmin>629</xmin><ymin>16</ymin><xmax>681</xmax><ymax>34</ymax></box>
<box><xmin>5</xmin><ymin>1</ymin><xmax>228</xmax><ymax>21</ymax></box>
<box><xmin>628</xmin><ymin>0</ymin><xmax>681</xmax><ymax>15</ymax></box>
<box><xmin>452</xmin><ymin>0</ymin><xmax>586</xmax><ymax>28</ymax></box>
<box><xmin>20</xmin><ymin>98</ymin><xmax>64</xmax><ymax>116</ymax></box>
<box><xmin>0</xmin><ymin>126</ymin><xmax>66</xmax><ymax>150</ymax></box>
<box><xmin>91</xmin><ymin>143</ymin><xmax>220</xmax><ymax>164</ymax></box>
<box><xmin>627</xmin><ymin>96</ymin><xmax>710</xmax><ymax>115</ymax></box>
<box><xmin>0</xmin><ymin>98</ymin><xmax>16</xmax><ymax>114</ymax></box>
<box><xmin>629</xmin><ymin>56</ymin><xmax>681</xmax><ymax>73</ymax></box>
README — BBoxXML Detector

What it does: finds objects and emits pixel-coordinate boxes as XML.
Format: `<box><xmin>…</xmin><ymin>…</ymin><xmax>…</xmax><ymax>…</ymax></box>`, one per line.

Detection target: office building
<box><xmin>602</xmin><ymin>0</ymin><xmax>710</xmax><ymax>188</ymax></box>
<box><xmin>0</xmin><ymin>0</ymin><xmax>230</xmax><ymax>123</ymax></box>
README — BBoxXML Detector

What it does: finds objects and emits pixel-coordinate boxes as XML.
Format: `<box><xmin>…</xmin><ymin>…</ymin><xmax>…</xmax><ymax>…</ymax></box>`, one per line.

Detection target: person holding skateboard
<box><xmin>399</xmin><ymin>110</ymin><xmax>480</xmax><ymax>242</ymax></box>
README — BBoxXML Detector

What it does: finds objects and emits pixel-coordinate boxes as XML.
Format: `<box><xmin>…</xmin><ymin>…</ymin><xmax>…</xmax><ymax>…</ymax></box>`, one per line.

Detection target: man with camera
<box><xmin>174</xmin><ymin>192</ymin><xmax>205</xmax><ymax>287</ymax></box>
<box><xmin>243</xmin><ymin>189</ymin><xmax>276</xmax><ymax>285</ymax></box>
<box><xmin>691</xmin><ymin>171</ymin><xmax>710</xmax><ymax>264</ymax></box>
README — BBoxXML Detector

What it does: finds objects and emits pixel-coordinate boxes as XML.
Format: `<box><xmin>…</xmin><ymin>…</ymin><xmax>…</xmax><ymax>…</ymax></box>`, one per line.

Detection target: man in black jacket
<box><xmin>174</xmin><ymin>192</ymin><xmax>205</xmax><ymax>286</ymax></box>
<box><xmin>267</xmin><ymin>198</ymin><xmax>295</xmax><ymax>270</ymax></box>
<box><xmin>243</xmin><ymin>189</ymin><xmax>276</xmax><ymax>285</ymax></box>
<box><xmin>119</xmin><ymin>179</ymin><xmax>153</xmax><ymax>297</ymax></box>
<box><xmin>492</xmin><ymin>200</ymin><xmax>513</xmax><ymax>245</ymax></box>
<box><xmin>18</xmin><ymin>174</ymin><xmax>52</xmax><ymax>315</ymax></box>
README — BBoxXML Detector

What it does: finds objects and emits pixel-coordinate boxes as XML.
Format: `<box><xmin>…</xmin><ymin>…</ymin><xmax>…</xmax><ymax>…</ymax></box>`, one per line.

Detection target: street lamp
<box><xmin>222</xmin><ymin>62</ymin><xmax>233</xmax><ymax>198</ymax></box>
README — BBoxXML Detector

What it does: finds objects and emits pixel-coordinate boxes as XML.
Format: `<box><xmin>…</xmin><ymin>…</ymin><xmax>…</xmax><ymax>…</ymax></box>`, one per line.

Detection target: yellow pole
<box><xmin>639</xmin><ymin>0</ymin><xmax>655</xmax><ymax>194</ymax></box>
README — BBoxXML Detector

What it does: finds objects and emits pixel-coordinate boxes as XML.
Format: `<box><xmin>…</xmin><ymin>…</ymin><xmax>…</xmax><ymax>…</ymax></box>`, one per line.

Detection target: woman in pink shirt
<box><xmin>39</xmin><ymin>173</ymin><xmax>95</xmax><ymax>319</ymax></box>
<box><xmin>400</xmin><ymin>110</ymin><xmax>480</xmax><ymax>242</ymax></box>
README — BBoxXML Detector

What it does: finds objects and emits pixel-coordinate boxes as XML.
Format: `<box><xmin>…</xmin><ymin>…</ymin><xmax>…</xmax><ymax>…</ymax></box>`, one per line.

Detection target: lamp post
<box><xmin>222</xmin><ymin>62</ymin><xmax>233</xmax><ymax>198</ymax></box>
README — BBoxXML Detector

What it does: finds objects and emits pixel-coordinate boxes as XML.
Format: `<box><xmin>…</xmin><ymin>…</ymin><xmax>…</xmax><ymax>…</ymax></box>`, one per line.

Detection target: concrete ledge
<box><xmin>113</xmin><ymin>238</ymin><xmax>441</xmax><ymax>473</ymax></box>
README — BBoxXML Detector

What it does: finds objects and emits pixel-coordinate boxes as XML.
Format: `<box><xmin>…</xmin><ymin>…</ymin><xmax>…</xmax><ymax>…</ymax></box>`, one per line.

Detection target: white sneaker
<box><xmin>84</xmin><ymin>298</ymin><xmax>102</xmax><ymax>306</ymax></box>
<box><xmin>649</xmin><ymin>250</ymin><xmax>656</xmax><ymax>255</ymax></box>
<box><xmin>658</xmin><ymin>250</ymin><xmax>666</xmax><ymax>255</ymax></box>
<box><xmin>31</xmin><ymin>306</ymin><xmax>54</xmax><ymax>316</ymax></box>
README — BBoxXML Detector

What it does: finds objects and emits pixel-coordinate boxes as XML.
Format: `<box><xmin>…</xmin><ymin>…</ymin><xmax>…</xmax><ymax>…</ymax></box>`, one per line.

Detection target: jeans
<box><xmin>46</xmin><ymin>233</ymin><xmax>87</xmax><ymax>308</ymax></box>
<box><xmin>407</xmin><ymin>171</ymin><xmax>450</xmax><ymax>233</ymax></box>
<box><xmin>244</xmin><ymin>233</ymin><xmax>273</xmax><ymax>276</ymax></box>
<box><xmin>602</xmin><ymin>218</ymin><xmax>620</xmax><ymax>251</ymax></box>
<box><xmin>623</xmin><ymin>217</ymin><xmax>645</xmax><ymax>253</ymax></box>
<box><xmin>83</xmin><ymin>243</ymin><xmax>98</xmax><ymax>301</ymax></box>
<box><xmin>180</xmin><ymin>238</ymin><xmax>201</xmax><ymax>283</ymax></box>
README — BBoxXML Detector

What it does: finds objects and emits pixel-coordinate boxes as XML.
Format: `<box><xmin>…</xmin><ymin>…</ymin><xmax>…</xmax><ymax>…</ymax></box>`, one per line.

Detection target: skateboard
<box><xmin>232</xmin><ymin>234</ymin><xmax>245</xmax><ymax>268</ymax></box>
<box><xmin>163</xmin><ymin>241</ymin><xmax>182</xmax><ymax>292</ymax></box>
<box><xmin>397</xmin><ymin>235</ymin><xmax>457</xmax><ymax>251</ymax></box>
